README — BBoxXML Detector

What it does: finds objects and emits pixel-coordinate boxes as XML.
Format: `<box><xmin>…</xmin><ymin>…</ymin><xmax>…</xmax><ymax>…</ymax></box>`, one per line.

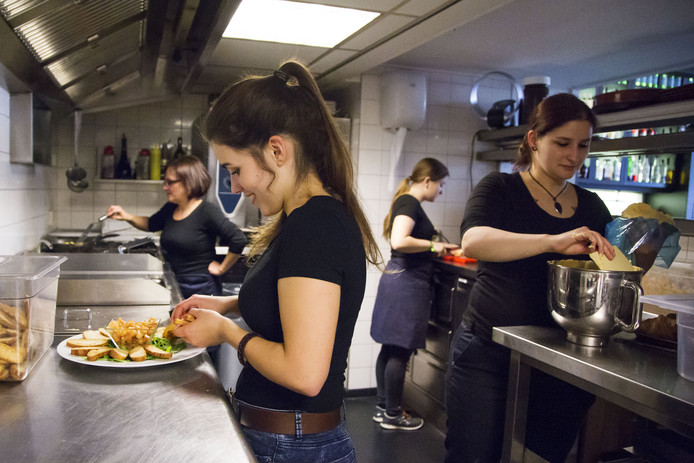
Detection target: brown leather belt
<box><xmin>232</xmin><ymin>397</ymin><xmax>342</xmax><ymax>435</ymax></box>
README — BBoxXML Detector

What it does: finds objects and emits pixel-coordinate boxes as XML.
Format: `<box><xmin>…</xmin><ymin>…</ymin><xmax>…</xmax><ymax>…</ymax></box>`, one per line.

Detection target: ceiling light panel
<box><xmin>223</xmin><ymin>0</ymin><xmax>380</xmax><ymax>48</ymax></box>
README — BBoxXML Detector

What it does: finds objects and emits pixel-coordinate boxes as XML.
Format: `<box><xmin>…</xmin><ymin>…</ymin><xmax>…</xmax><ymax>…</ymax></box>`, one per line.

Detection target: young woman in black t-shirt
<box><xmin>170</xmin><ymin>61</ymin><xmax>380</xmax><ymax>463</ymax></box>
<box><xmin>445</xmin><ymin>94</ymin><xmax>616</xmax><ymax>463</ymax></box>
<box><xmin>370</xmin><ymin>158</ymin><xmax>458</xmax><ymax>431</ymax></box>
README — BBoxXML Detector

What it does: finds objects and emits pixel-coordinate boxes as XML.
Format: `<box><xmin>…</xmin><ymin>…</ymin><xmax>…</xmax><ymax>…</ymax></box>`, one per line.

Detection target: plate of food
<box><xmin>57</xmin><ymin>315</ymin><xmax>204</xmax><ymax>368</ymax></box>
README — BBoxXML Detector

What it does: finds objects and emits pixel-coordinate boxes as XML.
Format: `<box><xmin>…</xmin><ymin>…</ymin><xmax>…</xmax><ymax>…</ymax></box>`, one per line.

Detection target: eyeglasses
<box><xmin>163</xmin><ymin>179</ymin><xmax>182</xmax><ymax>187</ymax></box>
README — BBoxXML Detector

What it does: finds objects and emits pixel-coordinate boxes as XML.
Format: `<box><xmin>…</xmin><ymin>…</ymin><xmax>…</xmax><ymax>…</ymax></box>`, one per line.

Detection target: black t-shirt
<box><xmin>389</xmin><ymin>194</ymin><xmax>436</xmax><ymax>261</ymax></box>
<box><xmin>235</xmin><ymin>196</ymin><xmax>367</xmax><ymax>412</ymax></box>
<box><xmin>460</xmin><ymin>172</ymin><xmax>613</xmax><ymax>338</ymax></box>
<box><xmin>148</xmin><ymin>200</ymin><xmax>247</xmax><ymax>276</ymax></box>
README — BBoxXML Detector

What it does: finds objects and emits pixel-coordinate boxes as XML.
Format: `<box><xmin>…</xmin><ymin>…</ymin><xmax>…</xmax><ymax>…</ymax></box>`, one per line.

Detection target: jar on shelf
<box><xmin>135</xmin><ymin>149</ymin><xmax>150</xmax><ymax>180</ymax></box>
<box><xmin>101</xmin><ymin>145</ymin><xmax>115</xmax><ymax>179</ymax></box>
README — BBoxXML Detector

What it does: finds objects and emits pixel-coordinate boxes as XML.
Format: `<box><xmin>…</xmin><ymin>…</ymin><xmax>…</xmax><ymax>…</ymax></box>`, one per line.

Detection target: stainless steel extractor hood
<box><xmin>0</xmin><ymin>0</ymin><xmax>239</xmax><ymax>114</ymax></box>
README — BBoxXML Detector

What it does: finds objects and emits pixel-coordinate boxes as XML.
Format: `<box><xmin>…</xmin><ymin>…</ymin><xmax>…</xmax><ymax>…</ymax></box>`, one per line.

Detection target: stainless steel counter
<box><xmin>0</xmin><ymin>251</ymin><xmax>255</xmax><ymax>462</ymax></box>
<box><xmin>492</xmin><ymin>325</ymin><xmax>694</xmax><ymax>463</ymax></box>
<box><xmin>0</xmin><ymin>336</ymin><xmax>256</xmax><ymax>462</ymax></box>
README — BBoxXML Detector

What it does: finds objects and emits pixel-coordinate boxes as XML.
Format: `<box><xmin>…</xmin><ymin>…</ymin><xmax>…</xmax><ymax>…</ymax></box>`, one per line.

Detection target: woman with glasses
<box><xmin>106</xmin><ymin>154</ymin><xmax>247</xmax><ymax>299</ymax></box>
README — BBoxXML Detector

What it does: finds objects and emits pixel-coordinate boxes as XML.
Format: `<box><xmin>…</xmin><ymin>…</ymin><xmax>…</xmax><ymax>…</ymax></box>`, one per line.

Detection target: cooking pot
<box><xmin>548</xmin><ymin>260</ymin><xmax>643</xmax><ymax>346</ymax></box>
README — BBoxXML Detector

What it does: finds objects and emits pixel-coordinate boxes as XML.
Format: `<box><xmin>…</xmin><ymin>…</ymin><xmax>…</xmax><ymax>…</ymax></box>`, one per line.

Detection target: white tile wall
<box><xmin>2</xmin><ymin>73</ymin><xmax>692</xmax><ymax>391</ymax></box>
<box><xmin>343</xmin><ymin>69</ymin><xmax>694</xmax><ymax>390</ymax></box>
<box><xmin>345</xmin><ymin>68</ymin><xmax>499</xmax><ymax>390</ymax></box>
<box><xmin>0</xmin><ymin>90</ymin><xmax>209</xmax><ymax>255</ymax></box>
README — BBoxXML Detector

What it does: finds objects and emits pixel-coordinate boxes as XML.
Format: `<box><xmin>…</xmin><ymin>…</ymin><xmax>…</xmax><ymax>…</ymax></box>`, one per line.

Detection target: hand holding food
<box><xmin>172</xmin><ymin>308</ymin><xmax>230</xmax><ymax>348</ymax></box>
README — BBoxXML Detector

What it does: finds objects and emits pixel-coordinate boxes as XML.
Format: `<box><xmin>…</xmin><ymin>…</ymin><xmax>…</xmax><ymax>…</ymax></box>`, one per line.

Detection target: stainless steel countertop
<box><xmin>492</xmin><ymin>326</ymin><xmax>694</xmax><ymax>438</ymax></box>
<box><xmin>0</xmin><ymin>336</ymin><xmax>256</xmax><ymax>462</ymax></box>
<box><xmin>0</xmin><ymin>251</ymin><xmax>254</xmax><ymax>462</ymax></box>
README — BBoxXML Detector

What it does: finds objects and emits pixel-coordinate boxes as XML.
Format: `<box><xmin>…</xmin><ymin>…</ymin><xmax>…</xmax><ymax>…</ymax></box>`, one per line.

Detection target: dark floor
<box><xmin>345</xmin><ymin>394</ymin><xmax>446</xmax><ymax>463</ymax></box>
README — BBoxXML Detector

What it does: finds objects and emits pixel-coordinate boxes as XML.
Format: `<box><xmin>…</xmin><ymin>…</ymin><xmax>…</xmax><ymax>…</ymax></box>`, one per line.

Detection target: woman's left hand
<box><xmin>208</xmin><ymin>260</ymin><xmax>225</xmax><ymax>276</ymax></box>
<box><xmin>433</xmin><ymin>242</ymin><xmax>460</xmax><ymax>258</ymax></box>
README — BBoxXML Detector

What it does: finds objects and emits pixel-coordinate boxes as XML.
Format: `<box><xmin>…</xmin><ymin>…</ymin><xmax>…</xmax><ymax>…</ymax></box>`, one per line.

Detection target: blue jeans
<box><xmin>444</xmin><ymin>324</ymin><xmax>594</xmax><ymax>463</ymax></box>
<box><xmin>241</xmin><ymin>421</ymin><xmax>356</xmax><ymax>463</ymax></box>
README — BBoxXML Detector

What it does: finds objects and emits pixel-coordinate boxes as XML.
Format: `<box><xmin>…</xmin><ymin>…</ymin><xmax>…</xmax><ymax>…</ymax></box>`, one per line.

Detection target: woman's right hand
<box><xmin>106</xmin><ymin>205</ymin><xmax>130</xmax><ymax>222</ymax></box>
<box><xmin>552</xmin><ymin>226</ymin><xmax>615</xmax><ymax>259</ymax></box>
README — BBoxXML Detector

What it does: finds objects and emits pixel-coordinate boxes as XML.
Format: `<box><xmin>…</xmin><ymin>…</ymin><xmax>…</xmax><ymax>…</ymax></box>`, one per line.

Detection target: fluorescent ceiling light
<box><xmin>223</xmin><ymin>0</ymin><xmax>380</xmax><ymax>48</ymax></box>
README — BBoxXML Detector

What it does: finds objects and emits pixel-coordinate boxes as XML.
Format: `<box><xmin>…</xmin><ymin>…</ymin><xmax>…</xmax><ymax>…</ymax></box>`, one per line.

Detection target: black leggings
<box><xmin>375</xmin><ymin>344</ymin><xmax>415</xmax><ymax>415</ymax></box>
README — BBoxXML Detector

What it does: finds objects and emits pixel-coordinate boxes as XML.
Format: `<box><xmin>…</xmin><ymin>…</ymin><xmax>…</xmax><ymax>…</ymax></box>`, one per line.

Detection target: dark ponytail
<box><xmin>204</xmin><ymin>60</ymin><xmax>381</xmax><ymax>266</ymax></box>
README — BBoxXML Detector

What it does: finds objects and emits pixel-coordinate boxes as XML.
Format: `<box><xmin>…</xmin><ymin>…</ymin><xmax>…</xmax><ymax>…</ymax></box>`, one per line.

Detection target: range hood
<box><xmin>0</xmin><ymin>0</ymin><xmax>239</xmax><ymax>114</ymax></box>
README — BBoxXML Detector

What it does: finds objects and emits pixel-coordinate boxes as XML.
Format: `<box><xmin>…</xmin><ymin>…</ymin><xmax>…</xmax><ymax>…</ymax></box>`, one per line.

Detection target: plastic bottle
<box><xmin>101</xmin><ymin>145</ymin><xmax>115</xmax><ymax>179</ymax></box>
<box><xmin>135</xmin><ymin>149</ymin><xmax>150</xmax><ymax>180</ymax></box>
<box><xmin>173</xmin><ymin>137</ymin><xmax>185</xmax><ymax>160</ymax></box>
<box><xmin>651</xmin><ymin>158</ymin><xmax>663</xmax><ymax>183</ymax></box>
<box><xmin>161</xmin><ymin>142</ymin><xmax>171</xmax><ymax>177</ymax></box>
<box><xmin>612</xmin><ymin>158</ymin><xmax>621</xmax><ymax>182</ymax></box>
<box><xmin>665</xmin><ymin>158</ymin><xmax>674</xmax><ymax>185</ymax></box>
<box><xmin>602</xmin><ymin>158</ymin><xmax>613</xmax><ymax>181</ymax></box>
<box><xmin>150</xmin><ymin>146</ymin><xmax>161</xmax><ymax>180</ymax></box>
<box><xmin>115</xmin><ymin>133</ymin><xmax>132</xmax><ymax>179</ymax></box>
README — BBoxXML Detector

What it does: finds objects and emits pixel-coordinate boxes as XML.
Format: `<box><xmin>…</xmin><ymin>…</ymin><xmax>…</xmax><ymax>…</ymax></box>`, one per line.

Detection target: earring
<box><xmin>531</xmin><ymin>146</ymin><xmax>537</xmax><ymax>151</ymax></box>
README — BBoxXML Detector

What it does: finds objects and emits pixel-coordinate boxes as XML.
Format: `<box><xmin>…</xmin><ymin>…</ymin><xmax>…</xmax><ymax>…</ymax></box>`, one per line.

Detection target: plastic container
<box><xmin>520</xmin><ymin>76</ymin><xmax>550</xmax><ymax>124</ymax></box>
<box><xmin>135</xmin><ymin>149</ymin><xmax>150</xmax><ymax>180</ymax></box>
<box><xmin>640</xmin><ymin>294</ymin><xmax>694</xmax><ymax>381</ymax></box>
<box><xmin>678</xmin><ymin>313</ymin><xmax>694</xmax><ymax>381</ymax></box>
<box><xmin>0</xmin><ymin>255</ymin><xmax>67</xmax><ymax>381</ymax></box>
<box><xmin>100</xmin><ymin>145</ymin><xmax>115</xmax><ymax>179</ymax></box>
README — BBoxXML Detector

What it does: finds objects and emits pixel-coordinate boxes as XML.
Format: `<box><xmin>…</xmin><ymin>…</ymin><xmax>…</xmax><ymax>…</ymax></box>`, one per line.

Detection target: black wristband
<box><xmin>237</xmin><ymin>332</ymin><xmax>260</xmax><ymax>366</ymax></box>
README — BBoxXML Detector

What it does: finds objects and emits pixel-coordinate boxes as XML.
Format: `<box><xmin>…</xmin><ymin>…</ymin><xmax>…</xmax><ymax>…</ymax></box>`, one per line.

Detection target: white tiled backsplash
<box><xmin>1</xmin><ymin>70</ymin><xmax>693</xmax><ymax>392</ymax></box>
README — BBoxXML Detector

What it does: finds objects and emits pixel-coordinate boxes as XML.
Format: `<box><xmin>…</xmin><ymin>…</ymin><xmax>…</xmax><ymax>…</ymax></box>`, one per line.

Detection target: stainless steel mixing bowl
<box><xmin>547</xmin><ymin>260</ymin><xmax>643</xmax><ymax>347</ymax></box>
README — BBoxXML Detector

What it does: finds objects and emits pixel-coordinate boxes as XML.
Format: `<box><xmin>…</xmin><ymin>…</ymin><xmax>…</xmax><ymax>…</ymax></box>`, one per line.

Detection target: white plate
<box><xmin>57</xmin><ymin>335</ymin><xmax>206</xmax><ymax>368</ymax></box>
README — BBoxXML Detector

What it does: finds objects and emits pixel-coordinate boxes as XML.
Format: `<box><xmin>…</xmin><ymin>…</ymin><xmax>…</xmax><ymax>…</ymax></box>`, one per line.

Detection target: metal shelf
<box><xmin>475</xmin><ymin>100</ymin><xmax>694</xmax><ymax>161</ymax></box>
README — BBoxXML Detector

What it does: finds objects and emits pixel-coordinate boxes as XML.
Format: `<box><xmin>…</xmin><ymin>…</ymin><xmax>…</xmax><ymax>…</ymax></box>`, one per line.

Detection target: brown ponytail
<box><xmin>383</xmin><ymin>157</ymin><xmax>449</xmax><ymax>239</ymax></box>
<box><xmin>204</xmin><ymin>60</ymin><xmax>382</xmax><ymax>266</ymax></box>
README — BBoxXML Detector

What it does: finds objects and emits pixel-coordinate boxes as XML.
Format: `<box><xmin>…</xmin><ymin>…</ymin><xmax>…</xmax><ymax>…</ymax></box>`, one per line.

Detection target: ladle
<box><xmin>66</xmin><ymin>110</ymin><xmax>89</xmax><ymax>193</ymax></box>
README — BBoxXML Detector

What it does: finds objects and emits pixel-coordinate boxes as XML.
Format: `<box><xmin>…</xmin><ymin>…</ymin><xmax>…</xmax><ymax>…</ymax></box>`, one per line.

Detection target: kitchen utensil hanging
<box><xmin>66</xmin><ymin>110</ymin><xmax>89</xmax><ymax>192</ymax></box>
<box><xmin>470</xmin><ymin>71</ymin><xmax>523</xmax><ymax>128</ymax></box>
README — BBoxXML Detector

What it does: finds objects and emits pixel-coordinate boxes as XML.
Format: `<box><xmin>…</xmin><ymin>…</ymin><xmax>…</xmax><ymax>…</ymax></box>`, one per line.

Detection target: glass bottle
<box><xmin>173</xmin><ymin>137</ymin><xmax>185</xmax><ymax>160</ymax></box>
<box><xmin>115</xmin><ymin>133</ymin><xmax>132</xmax><ymax>179</ymax></box>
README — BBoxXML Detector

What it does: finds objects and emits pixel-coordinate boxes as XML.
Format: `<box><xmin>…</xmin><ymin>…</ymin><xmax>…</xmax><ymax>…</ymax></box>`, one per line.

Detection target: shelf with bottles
<box><xmin>474</xmin><ymin>99</ymin><xmax>694</xmax><ymax>162</ymax></box>
<box><xmin>576</xmin><ymin>154</ymin><xmax>681</xmax><ymax>191</ymax></box>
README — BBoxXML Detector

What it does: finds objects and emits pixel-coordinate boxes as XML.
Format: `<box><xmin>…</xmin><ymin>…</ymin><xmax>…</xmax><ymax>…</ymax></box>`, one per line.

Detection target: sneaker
<box><xmin>372</xmin><ymin>405</ymin><xmax>385</xmax><ymax>423</ymax></box>
<box><xmin>379</xmin><ymin>410</ymin><xmax>423</xmax><ymax>431</ymax></box>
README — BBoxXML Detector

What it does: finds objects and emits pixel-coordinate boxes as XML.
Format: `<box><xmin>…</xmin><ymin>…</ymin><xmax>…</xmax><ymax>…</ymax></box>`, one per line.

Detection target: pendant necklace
<box><xmin>527</xmin><ymin>170</ymin><xmax>568</xmax><ymax>214</ymax></box>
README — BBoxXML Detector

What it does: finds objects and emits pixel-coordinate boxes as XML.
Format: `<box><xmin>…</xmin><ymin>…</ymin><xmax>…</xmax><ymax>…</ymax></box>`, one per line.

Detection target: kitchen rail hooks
<box><xmin>470</xmin><ymin>71</ymin><xmax>523</xmax><ymax>123</ymax></box>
